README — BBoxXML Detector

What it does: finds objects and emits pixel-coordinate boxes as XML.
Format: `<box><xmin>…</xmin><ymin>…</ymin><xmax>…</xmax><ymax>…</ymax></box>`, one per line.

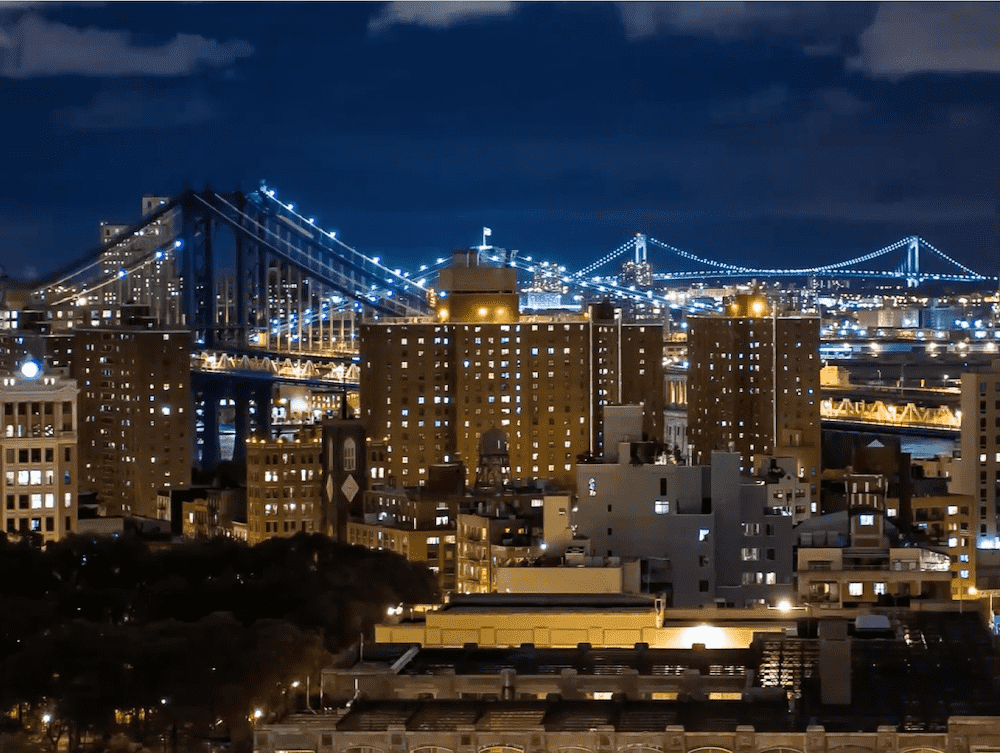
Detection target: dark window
<box><xmin>699</xmin><ymin>580</ymin><xmax>709</xmax><ymax>592</ymax></box>
<box><xmin>660</xmin><ymin>478</ymin><xmax>667</xmax><ymax>495</ymax></box>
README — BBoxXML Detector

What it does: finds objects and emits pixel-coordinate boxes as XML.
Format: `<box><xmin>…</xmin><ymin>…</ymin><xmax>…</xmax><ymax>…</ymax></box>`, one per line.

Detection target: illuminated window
<box><xmin>699</xmin><ymin>528</ymin><xmax>710</xmax><ymax>542</ymax></box>
<box><xmin>848</xmin><ymin>582</ymin><xmax>863</xmax><ymax>597</ymax></box>
<box><xmin>859</xmin><ymin>514</ymin><xmax>874</xmax><ymax>526</ymax></box>
<box><xmin>654</xmin><ymin>500</ymin><xmax>669</xmax><ymax>514</ymax></box>
<box><xmin>588</xmin><ymin>477</ymin><xmax>596</xmax><ymax>496</ymax></box>
<box><xmin>343</xmin><ymin>438</ymin><xmax>356</xmax><ymax>471</ymax></box>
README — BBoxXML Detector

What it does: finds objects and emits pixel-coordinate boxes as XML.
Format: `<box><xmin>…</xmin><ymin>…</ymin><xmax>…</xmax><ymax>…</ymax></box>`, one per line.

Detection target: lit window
<box><xmin>343</xmin><ymin>438</ymin><xmax>356</xmax><ymax>472</ymax></box>
<box><xmin>960</xmin><ymin>570</ymin><xmax>970</xmax><ymax>579</ymax></box>
<box><xmin>873</xmin><ymin>582</ymin><xmax>887</xmax><ymax>595</ymax></box>
<box><xmin>588</xmin><ymin>478</ymin><xmax>596</xmax><ymax>497</ymax></box>
<box><xmin>947</xmin><ymin>505</ymin><xmax>959</xmax><ymax>515</ymax></box>
<box><xmin>699</xmin><ymin>528</ymin><xmax>710</xmax><ymax>542</ymax></box>
<box><xmin>848</xmin><ymin>582</ymin><xmax>863</xmax><ymax>597</ymax></box>
<box><xmin>859</xmin><ymin>513</ymin><xmax>874</xmax><ymax>526</ymax></box>
<box><xmin>654</xmin><ymin>500</ymin><xmax>669</xmax><ymax>514</ymax></box>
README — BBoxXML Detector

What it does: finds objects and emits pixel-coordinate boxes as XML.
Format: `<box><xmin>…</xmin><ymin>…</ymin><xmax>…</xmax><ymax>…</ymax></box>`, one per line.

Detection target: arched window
<box><xmin>343</xmin><ymin>437</ymin><xmax>356</xmax><ymax>472</ymax></box>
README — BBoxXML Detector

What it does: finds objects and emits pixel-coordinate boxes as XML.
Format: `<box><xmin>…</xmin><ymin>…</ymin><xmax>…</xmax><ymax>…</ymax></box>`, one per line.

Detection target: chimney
<box><xmin>818</xmin><ymin>620</ymin><xmax>851</xmax><ymax>705</ymax></box>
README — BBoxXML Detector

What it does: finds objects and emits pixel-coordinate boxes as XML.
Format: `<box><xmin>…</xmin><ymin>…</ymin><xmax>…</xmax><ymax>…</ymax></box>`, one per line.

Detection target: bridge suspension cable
<box><xmin>647</xmin><ymin>237</ymin><xmax>747</xmax><ymax>271</ymax></box>
<box><xmin>254</xmin><ymin>185</ymin><xmax>427</xmax><ymax>295</ymax></box>
<box><xmin>916</xmin><ymin>236</ymin><xmax>985</xmax><ymax>278</ymax></box>
<box><xmin>574</xmin><ymin>237</ymin><xmax>637</xmax><ymax>279</ymax></box>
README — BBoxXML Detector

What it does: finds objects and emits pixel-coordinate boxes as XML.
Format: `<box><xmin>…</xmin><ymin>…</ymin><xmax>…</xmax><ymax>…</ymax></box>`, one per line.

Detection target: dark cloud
<box><xmin>614</xmin><ymin>1</ymin><xmax>827</xmax><ymax>40</ymax></box>
<box><xmin>368</xmin><ymin>2</ymin><xmax>519</xmax><ymax>34</ymax></box>
<box><xmin>0</xmin><ymin>12</ymin><xmax>253</xmax><ymax>77</ymax></box>
<box><xmin>849</xmin><ymin>2</ymin><xmax>1000</xmax><ymax>78</ymax></box>
<box><xmin>53</xmin><ymin>86</ymin><xmax>220</xmax><ymax>130</ymax></box>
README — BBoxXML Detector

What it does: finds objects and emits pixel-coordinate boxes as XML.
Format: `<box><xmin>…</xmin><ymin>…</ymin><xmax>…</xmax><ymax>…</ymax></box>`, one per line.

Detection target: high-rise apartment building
<box><xmin>246</xmin><ymin>432</ymin><xmax>322</xmax><ymax>545</ymax></box>
<box><xmin>0</xmin><ymin>367</ymin><xmax>79</xmax><ymax>543</ymax></box>
<box><xmin>73</xmin><ymin>317</ymin><xmax>191</xmax><ymax>517</ymax></box>
<box><xmin>360</xmin><ymin>251</ymin><xmax>663</xmax><ymax>489</ymax></box>
<box><xmin>94</xmin><ymin>196</ymin><xmax>182</xmax><ymax>325</ymax></box>
<box><xmin>687</xmin><ymin>293</ymin><xmax>820</xmax><ymax>505</ymax></box>
<box><xmin>960</xmin><ymin>359</ymin><xmax>1000</xmax><ymax>560</ymax></box>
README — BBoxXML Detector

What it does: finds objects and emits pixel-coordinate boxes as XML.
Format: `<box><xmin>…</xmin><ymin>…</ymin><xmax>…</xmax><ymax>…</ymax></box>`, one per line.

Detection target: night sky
<box><xmin>1</xmin><ymin>2</ymin><xmax>998</xmax><ymax>280</ymax></box>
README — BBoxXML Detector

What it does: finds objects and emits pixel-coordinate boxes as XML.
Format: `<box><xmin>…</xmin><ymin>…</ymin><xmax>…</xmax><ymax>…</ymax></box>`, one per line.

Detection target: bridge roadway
<box><xmin>820</xmin><ymin>383</ymin><xmax>960</xmax><ymax>433</ymax></box>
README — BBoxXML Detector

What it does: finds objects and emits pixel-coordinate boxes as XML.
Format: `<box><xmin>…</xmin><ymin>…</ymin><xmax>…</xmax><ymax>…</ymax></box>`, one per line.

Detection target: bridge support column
<box><xmin>198</xmin><ymin>386</ymin><xmax>222</xmax><ymax>470</ymax></box>
<box><xmin>231</xmin><ymin>387</ymin><xmax>250</xmax><ymax>467</ymax></box>
<box><xmin>252</xmin><ymin>381</ymin><xmax>274</xmax><ymax>439</ymax></box>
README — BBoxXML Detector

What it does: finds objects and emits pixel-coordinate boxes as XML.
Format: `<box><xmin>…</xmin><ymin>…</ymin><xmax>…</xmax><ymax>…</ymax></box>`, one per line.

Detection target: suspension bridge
<box><xmin>17</xmin><ymin>183</ymin><xmax>997</xmax><ymax>464</ymax></box>
<box><xmin>575</xmin><ymin>233</ymin><xmax>995</xmax><ymax>287</ymax></box>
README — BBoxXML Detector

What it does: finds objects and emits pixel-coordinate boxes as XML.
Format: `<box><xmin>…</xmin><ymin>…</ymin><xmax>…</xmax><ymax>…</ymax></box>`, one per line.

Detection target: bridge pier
<box><xmin>192</xmin><ymin>371</ymin><xmax>277</xmax><ymax>470</ymax></box>
<box><xmin>195</xmin><ymin>382</ymin><xmax>222</xmax><ymax>470</ymax></box>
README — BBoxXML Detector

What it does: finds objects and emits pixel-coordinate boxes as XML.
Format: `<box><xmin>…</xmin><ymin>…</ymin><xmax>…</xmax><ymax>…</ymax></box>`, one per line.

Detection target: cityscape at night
<box><xmin>1</xmin><ymin>3</ymin><xmax>999</xmax><ymax>753</ymax></box>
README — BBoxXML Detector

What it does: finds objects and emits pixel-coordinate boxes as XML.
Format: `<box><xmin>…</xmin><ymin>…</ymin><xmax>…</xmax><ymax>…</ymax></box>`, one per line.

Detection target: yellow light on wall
<box><xmin>478</xmin><ymin>307</ymin><xmax>488</xmax><ymax>316</ymax></box>
<box><xmin>751</xmin><ymin>300</ymin><xmax>765</xmax><ymax>315</ymax></box>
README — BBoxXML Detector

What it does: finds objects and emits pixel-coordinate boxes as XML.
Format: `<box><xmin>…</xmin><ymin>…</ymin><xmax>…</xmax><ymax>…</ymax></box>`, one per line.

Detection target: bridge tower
<box><xmin>905</xmin><ymin>236</ymin><xmax>920</xmax><ymax>288</ymax></box>
<box><xmin>635</xmin><ymin>233</ymin><xmax>647</xmax><ymax>265</ymax></box>
<box><xmin>620</xmin><ymin>234</ymin><xmax>652</xmax><ymax>287</ymax></box>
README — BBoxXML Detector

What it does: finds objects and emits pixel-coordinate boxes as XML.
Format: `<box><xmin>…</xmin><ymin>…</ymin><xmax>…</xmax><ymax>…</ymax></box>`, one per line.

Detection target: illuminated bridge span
<box><xmin>820</xmin><ymin>397</ymin><xmax>960</xmax><ymax>433</ymax></box>
<box><xmin>193</xmin><ymin>351</ymin><xmax>360</xmax><ymax>387</ymax></box>
<box><xmin>575</xmin><ymin>234</ymin><xmax>996</xmax><ymax>287</ymax></box>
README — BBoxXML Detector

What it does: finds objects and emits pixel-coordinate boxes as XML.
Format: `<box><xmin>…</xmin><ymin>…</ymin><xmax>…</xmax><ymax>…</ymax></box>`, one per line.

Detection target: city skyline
<box><xmin>1</xmin><ymin>2</ymin><xmax>998</xmax><ymax>280</ymax></box>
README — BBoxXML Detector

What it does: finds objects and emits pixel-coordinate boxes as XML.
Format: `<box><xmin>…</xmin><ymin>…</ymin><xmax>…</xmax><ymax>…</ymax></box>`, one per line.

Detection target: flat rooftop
<box><xmin>334</xmin><ymin>697</ymin><xmax>797</xmax><ymax>734</ymax></box>
<box><xmin>331</xmin><ymin>612</ymin><xmax>1000</xmax><ymax>733</ymax></box>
